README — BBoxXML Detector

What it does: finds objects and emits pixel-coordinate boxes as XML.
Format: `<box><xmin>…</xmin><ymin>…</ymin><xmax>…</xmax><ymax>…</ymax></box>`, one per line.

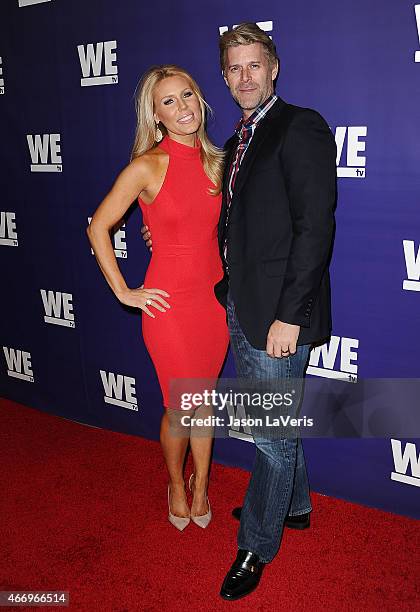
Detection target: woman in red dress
<box><xmin>87</xmin><ymin>65</ymin><xmax>229</xmax><ymax>530</ymax></box>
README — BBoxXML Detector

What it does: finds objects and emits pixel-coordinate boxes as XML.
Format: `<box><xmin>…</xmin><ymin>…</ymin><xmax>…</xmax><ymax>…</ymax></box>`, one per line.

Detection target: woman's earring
<box><xmin>155</xmin><ymin>122</ymin><xmax>163</xmax><ymax>143</ymax></box>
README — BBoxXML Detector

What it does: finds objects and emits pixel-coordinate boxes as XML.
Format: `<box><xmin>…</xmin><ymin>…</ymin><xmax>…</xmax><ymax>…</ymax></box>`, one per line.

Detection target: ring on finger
<box><xmin>146</xmin><ymin>299</ymin><xmax>152</xmax><ymax>306</ymax></box>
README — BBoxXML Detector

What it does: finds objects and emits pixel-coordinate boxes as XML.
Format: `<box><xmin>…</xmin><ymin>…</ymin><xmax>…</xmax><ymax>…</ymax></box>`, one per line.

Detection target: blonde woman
<box><xmin>87</xmin><ymin>65</ymin><xmax>229</xmax><ymax>530</ymax></box>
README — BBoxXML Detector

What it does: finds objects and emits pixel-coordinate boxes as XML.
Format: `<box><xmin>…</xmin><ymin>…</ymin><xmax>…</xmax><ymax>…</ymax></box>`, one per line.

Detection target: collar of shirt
<box><xmin>235</xmin><ymin>93</ymin><xmax>278</xmax><ymax>138</ymax></box>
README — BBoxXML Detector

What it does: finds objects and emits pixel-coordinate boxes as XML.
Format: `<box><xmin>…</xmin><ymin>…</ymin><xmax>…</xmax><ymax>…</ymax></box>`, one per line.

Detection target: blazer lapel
<box><xmin>231</xmin><ymin>98</ymin><xmax>287</xmax><ymax>200</ymax></box>
<box><xmin>218</xmin><ymin>136</ymin><xmax>238</xmax><ymax>252</ymax></box>
<box><xmin>217</xmin><ymin>98</ymin><xmax>288</xmax><ymax>254</ymax></box>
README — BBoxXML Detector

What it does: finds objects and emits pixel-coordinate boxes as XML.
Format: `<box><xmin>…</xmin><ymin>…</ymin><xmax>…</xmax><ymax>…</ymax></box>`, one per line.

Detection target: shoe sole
<box><xmin>285</xmin><ymin>521</ymin><xmax>310</xmax><ymax>530</ymax></box>
<box><xmin>220</xmin><ymin>581</ymin><xmax>260</xmax><ymax>601</ymax></box>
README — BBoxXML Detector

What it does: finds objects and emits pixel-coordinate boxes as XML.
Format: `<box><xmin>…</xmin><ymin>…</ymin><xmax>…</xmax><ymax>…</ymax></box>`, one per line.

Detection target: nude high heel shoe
<box><xmin>188</xmin><ymin>473</ymin><xmax>212</xmax><ymax>529</ymax></box>
<box><xmin>167</xmin><ymin>485</ymin><xmax>190</xmax><ymax>531</ymax></box>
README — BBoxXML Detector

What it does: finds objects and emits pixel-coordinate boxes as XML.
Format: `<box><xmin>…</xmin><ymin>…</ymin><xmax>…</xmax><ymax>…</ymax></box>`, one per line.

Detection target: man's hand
<box><xmin>266</xmin><ymin>320</ymin><xmax>300</xmax><ymax>358</ymax></box>
<box><xmin>140</xmin><ymin>224</ymin><xmax>152</xmax><ymax>252</ymax></box>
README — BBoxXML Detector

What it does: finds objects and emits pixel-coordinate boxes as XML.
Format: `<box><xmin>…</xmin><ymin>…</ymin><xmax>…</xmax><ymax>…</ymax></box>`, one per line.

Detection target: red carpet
<box><xmin>0</xmin><ymin>398</ymin><xmax>419</xmax><ymax>611</ymax></box>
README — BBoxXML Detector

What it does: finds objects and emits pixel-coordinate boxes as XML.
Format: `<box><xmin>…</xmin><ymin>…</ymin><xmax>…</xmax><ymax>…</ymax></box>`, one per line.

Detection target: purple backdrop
<box><xmin>1</xmin><ymin>0</ymin><xmax>419</xmax><ymax>519</ymax></box>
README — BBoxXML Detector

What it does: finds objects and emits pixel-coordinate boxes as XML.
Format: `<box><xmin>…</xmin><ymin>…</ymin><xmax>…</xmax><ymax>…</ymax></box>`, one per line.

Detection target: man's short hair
<box><xmin>219</xmin><ymin>22</ymin><xmax>279</xmax><ymax>73</ymax></box>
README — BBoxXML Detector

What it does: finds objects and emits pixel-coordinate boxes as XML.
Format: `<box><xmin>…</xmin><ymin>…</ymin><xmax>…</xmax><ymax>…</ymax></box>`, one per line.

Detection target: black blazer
<box><xmin>214</xmin><ymin>97</ymin><xmax>337</xmax><ymax>349</ymax></box>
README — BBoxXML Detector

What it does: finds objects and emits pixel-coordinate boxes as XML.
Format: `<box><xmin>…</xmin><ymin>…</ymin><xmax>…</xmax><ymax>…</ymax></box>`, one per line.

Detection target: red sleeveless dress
<box><xmin>138</xmin><ymin>136</ymin><xmax>229</xmax><ymax>409</ymax></box>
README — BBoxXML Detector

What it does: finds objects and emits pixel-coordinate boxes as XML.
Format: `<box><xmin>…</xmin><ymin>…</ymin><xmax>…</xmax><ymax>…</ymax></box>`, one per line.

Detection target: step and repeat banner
<box><xmin>1</xmin><ymin>0</ymin><xmax>419</xmax><ymax>519</ymax></box>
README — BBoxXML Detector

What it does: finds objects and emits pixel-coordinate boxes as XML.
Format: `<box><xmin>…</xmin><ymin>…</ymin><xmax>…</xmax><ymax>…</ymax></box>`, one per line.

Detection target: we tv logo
<box><xmin>335</xmin><ymin>127</ymin><xmax>367</xmax><ymax>178</ymax></box>
<box><xmin>219</xmin><ymin>21</ymin><xmax>273</xmax><ymax>38</ymax></box>
<box><xmin>27</xmin><ymin>134</ymin><xmax>62</xmax><ymax>172</ymax></box>
<box><xmin>307</xmin><ymin>336</ymin><xmax>359</xmax><ymax>383</ymax></box>
<box><xmin>403</xmin><ymin>240</ymin><xmax>420</xmax><ymax>291</ymax></box>
<box><xmin>18</xmin><ymin>0</ymin><xmax>51</xmax><ymax>6</ymax></box>
<box><xmin>77</xmin><ymin>41</ymin><xmax>118</xmax><ymax>87</ymax></box>
<box><xmin>40</xmin><ymin>289</ymin><xmax>75</xmax><ymax>328</ymax></box>
<box><xmin>87</xmin><ymin>217</ymin><xmax>127</xmax><ymax>259</ymax></box>
<box><xmin>391</xmin><ymin>439</ymin><xmax>420</xmax><ymax>488</ymax></box>
<box><xmin>227</xmin><ymin>401</ymin><xmax>254</xmax><ymax>443</ymax></box>
<box><xmin>0</xmin><ymin>212</ymin><xmax>18</xmax><ymax>246</ymax></box>
<box><xmin>3</xmin><ymin>347</ymin><xmax>34</xmax><ymax>382</ymax></box>
<box><xmin>100</xmin><ymin>370</ymin><xmax>138</xmax><ymax>411</ymax></box>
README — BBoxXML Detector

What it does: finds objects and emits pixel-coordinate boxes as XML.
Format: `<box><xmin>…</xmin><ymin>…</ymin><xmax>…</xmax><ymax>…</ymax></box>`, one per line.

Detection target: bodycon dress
<box><xmin>138</xmin><ymin>135</ymin><xmax>229</xmax><ymax>409</ymax></box>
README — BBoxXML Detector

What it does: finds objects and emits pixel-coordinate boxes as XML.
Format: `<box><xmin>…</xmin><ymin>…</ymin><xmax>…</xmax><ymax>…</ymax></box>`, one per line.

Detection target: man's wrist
<box><xmin>274</xmin><ymin>318</ymin><xmax>300</xmax><ymax>329</ymax></box>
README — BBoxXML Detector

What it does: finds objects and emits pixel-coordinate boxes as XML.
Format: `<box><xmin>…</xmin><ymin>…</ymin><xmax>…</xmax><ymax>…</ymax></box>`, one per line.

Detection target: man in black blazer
<box><xmin>217</xmin><ymin>24</ymin><xmax>337</xmax><ymax>601</ymax></box>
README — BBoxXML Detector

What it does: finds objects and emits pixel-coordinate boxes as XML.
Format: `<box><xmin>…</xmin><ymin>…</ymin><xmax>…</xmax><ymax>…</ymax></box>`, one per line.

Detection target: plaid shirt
<box><xmin>223</xmin><ymin>94</ymin><xmax>278</xmax><ymax>265</ymax></box>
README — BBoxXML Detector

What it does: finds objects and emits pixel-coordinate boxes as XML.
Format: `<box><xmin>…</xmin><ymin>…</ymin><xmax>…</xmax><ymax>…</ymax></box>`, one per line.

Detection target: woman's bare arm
<box><xmin>86</xmin><ymin>157</ymin><xmax>150</xmax><ymax>295</ymax></box>
<box><xmin>86</xmin><ymin>156</ymin><xmax>170</xmax><ymax>316</ymax></box>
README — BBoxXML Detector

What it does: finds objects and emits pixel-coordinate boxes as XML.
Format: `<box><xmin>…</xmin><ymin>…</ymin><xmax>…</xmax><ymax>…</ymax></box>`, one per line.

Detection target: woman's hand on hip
<box><xmin>116</xmin><ymin>285</ymin><xmax>170</xmax><ymax>318</ymax></box>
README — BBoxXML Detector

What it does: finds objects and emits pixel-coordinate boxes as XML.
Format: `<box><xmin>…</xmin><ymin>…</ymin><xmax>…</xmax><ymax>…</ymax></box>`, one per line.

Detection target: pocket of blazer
<box><xmin>262</xmin><ymin>257</ymin><xmax>288</xmax><ymax>277</ymax></box>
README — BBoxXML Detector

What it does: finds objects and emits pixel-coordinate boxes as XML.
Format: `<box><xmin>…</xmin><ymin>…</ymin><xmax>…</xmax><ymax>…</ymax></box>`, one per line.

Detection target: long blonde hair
<box><xmin>131</xmin><ymin>65</ymin><xmax>224</xmax><ymax>195</ymax></box>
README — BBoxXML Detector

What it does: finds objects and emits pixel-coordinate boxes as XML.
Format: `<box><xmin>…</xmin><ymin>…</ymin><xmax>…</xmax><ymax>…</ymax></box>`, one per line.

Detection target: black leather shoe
<box><xmin>220</xmin><ymin>549</ymin><xmax>265</xmax><ymax>601</ymax></box>
<box><xmin>232</xmin><ymin>507</ymin><xmax>310</xmax><ymax>530</ymax></box>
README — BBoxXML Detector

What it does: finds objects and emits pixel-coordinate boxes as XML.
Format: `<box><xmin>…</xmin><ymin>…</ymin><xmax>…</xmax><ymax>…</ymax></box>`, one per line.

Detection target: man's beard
<box><xmin>234</xmin><ymin>87</ymin><xmax>265</xmax><ymax>111</ymax></box>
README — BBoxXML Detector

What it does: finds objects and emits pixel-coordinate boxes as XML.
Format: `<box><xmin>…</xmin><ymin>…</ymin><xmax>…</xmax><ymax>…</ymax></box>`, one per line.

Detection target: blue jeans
<box><xmin>227</xmin><ymin>291</ymin><xmax>312</xmax><ymax>563</ymax></box>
